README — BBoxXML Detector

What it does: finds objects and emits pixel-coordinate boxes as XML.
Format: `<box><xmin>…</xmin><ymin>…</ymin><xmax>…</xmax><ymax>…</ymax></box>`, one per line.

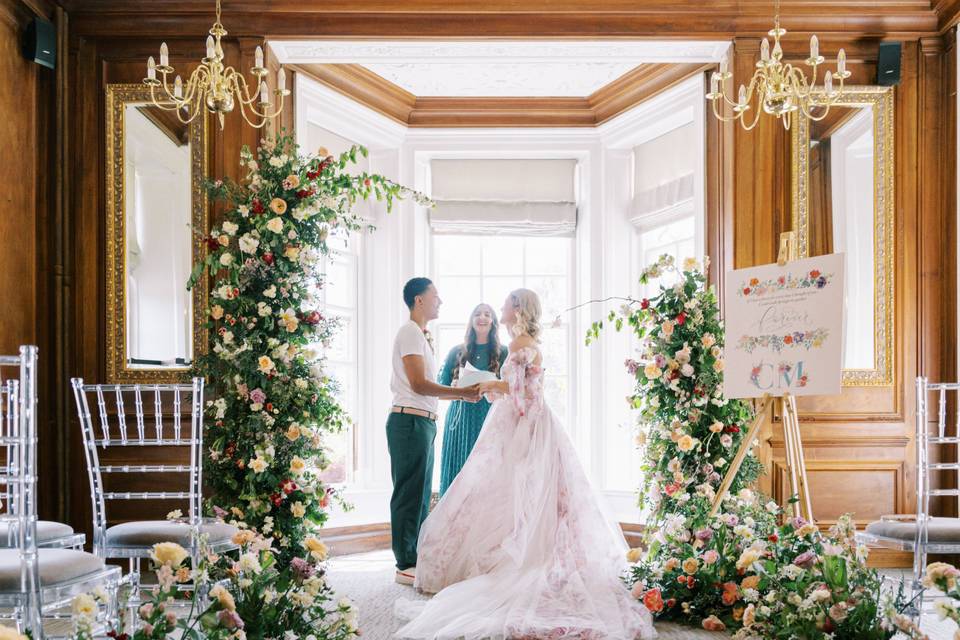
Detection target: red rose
<box><xmin>262</xmin><ymin>253</ymin><xmax>274</xmax><ymax>265</ymax></box>
<box><xmin>296</xmin><ymin>188</ymin><xmax>314</xmax><ymax>199</ymax></box>
<box><xmin>743</xmin><ymin>287</ymin><xmax>751</xmax><ymax>295</ymax></box>
<box><xmin>252</xmin><ymin>198</ymin><xmax>265</xmax><ymax>214</ymax></box>
<box><xmin>642</xmin><ymin>588</ymin><xmax>664</xmax><ymax>613</ymax></box>
<box><xmin>768</xmin><ymin>534</ymin><xmax>779</xmax><ymax>543</ymax></box>
<box><xmin>676</xmin><ymin>312</ymin><xmax>686</xmax><ymax>325</ymax></box>
<box><xmin>270</xmin><ymin>493</ymin><xmax>283</xmax><ymax>507</ymax></box>
<box><xmin>280</xmin><ymin>478</ymin><xmax>298</xmax><ymax>495</ymax></box>
<box><xmin>302</xmin><ymin>310</ymin><xmax>322</xmax><ymax>325</ymax></box>
<box><xmin>665</xmin><ymin>598</ymin><xmax>676</xmax><ymax>608</ymax></box>
<box><xmin>205</xmin><ymin>236</ymin><xmax>221</xmax><ymax>251</ymax></box>
<box><xmin>363</xmin><ymin>178</ymin><xmax>372</xmax><ymax>187</ymax></box>
<box><xmin>306</xmin><ymin>170</ymin><xmax>319</xmax><ymax>180</ymax></box>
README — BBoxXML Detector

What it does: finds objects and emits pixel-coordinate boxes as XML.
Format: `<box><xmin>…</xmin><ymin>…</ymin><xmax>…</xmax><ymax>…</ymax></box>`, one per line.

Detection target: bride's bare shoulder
<box><xmin>508</xmin><ymin>336</ymin><xmax>542</xmax><ymax>364</ymax></box>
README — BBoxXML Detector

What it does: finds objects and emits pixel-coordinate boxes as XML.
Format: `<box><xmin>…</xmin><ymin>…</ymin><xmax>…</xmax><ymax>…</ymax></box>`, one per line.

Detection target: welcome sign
<box><xmin>723</xmin><ymin>253</ymin><xmax>845</xmax><ymax>399</ymax></box>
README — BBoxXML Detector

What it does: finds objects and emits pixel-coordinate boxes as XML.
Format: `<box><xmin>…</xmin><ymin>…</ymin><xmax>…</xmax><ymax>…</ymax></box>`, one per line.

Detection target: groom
<box><xmin>387</xmin><ymin>277</ymin><xmax>480</xmax><ymax>585</ymax></box>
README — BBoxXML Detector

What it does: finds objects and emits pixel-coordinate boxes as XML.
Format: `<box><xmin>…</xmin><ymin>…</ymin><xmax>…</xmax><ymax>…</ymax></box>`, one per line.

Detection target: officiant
<box><xmin>437</xmin><ymin>303</ymin><xmax>509</xmax><ymax>495</ymax></box>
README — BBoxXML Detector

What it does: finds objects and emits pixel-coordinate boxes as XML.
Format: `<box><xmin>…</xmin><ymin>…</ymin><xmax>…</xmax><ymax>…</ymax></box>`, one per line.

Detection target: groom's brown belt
<box><xmin>391</xmin><ymin>405</ymin><xmax>438</xmax><ymax>421</ymax></box>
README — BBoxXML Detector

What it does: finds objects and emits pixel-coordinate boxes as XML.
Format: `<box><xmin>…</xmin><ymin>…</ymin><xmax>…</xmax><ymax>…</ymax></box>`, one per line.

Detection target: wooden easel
<box><xmin>707</xmin><ymin>231</ymin><xmax>815</xmax><ymax>523</ymax></box>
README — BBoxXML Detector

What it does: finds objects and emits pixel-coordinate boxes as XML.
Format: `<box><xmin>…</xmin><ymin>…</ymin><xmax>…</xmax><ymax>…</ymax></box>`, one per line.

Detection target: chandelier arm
<box><xmin>237</xmin><ymin>99</ymin><xmax>269</xmax><ymax>129</ymax></box>
<box><xmin>148</xmin><ymin>84</ymin><xmax>183</xmax><ymax>112</ymax></box>
<box><xmin>232</xmin><ymin>72</ymin><xmax>263</xmax><ymax>107</ymax></box>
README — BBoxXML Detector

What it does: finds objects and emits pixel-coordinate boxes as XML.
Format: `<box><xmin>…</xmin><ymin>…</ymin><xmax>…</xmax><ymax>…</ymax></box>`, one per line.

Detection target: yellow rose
<box><xmin>644</xmin><ymin>362</ymin><xmax>662</xmax><ymax>380</ymax></box>
<box><xmin>231</xmin><ymin>530</ymin><xmax>256</xmax><ymax>546</ymax></box>
<box><xmin>682</xmin><ymin>557</ymin><xmax>700</xmax><ymax>575</ymax></box>
<box><xmin>661</xmin><ymin>321</ymin><xmax>674</xmax><ymax>337</ymax></box>
<box><xmin>269</xmin><ymin>198</ymin><xmax>287</xmax><ymax>215</ymax></box>
<box><xmin>304</xmin><ymin>536</ymin><xmax>328</xmax><ymax>561</ymax></box>
<box><xmin>677</xmin><ymin>435</ymin><xmax>696</xmax><ymax>452</ymax></box>
<box><xmin>210</xmin><ymin>584</ymin><xmax>236</xmax><ymax>611</ymax></box>
<box><xmin>291</xmin><ymin>502</ymin><xmax>306</xmax><ymax>518</ymax></box>
<box><xmin>796</xmin><ymin>523</ymin><xmax>819</xmax><ymax>537</ymax></box>
<box><xmin>683</xmin><ymin>257</ymin><xmax>699</xmax><ymax>272</ymax></box>
<box><xmin>284</xmin><ymin>245</ymin><xmax>300</xmax><ymax>261</ymax></box>
<box><xmin>626</xmin><ymin>548</ymin><xmax>643</xmax><ymax>563</ymax></box>
<box><xmin>290</xmin><ymin>456</ymin><xmax>306</xmax><ymax>476</ymax></box>
<box><xmin>250</xmin><ymin>457</ymin><xmax>268</xmax><ymax>474</ymax></box>
<box><xmin>701</xmin><ymin>333</ymin><xmax>716</xmax><ymax>348</ymax></box>
<box><xmin>266</xmin><ymin>216</ymin><xmax>284</xmax><ymax>234</ymax></box>
<box><xmin>663</xmin><ymin>557</ymin><xmax>680</xmax><ymax>572</ymax></box>
<box><xmin>713</xmin><ymin>359</ymin><xmax>725</xmax><ymax>372</ymax></box>
<box><xmin>258</xmin><ymin>356</ymin><xmax>275</xmax><ymax>374</ymax></box>
<box><xmin>285</xmin><ymin>424</ymin><xmax>302</xmax><ymax>441</ymax></box>
<box><xmin>317</xmin><ymin>146</ymin><xmax>329</xmax><ymax>157</ymax></box>
<box><xmin>736</xmin><ymin>547</ymin><xmax>763</xmax><ymax>571</ymax></box>
<box><xmin>151</xmin><ymin>542</ymin><xmax>189</xmax><ymax>567</ymax></box>
<box><xmin>210</xmin><ymin>305</ymin><xmax>224</xmax><ymax>320</ymax></box>
<box><xmin>72</xmin><ymin>593</ymin><xmax>97</xmax><ymax>617</ymax></box>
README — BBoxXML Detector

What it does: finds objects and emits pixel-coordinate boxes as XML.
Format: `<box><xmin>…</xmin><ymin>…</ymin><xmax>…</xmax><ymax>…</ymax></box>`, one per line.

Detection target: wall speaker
<box><xmin>876</xmin><ymin>42</ymin><xmax>901</xmax><ymax>86</ymax></box>
<box><xmin>22</xmin><ymin>16</ymin><xmax>56</xmax><ymax>70</ymax></box>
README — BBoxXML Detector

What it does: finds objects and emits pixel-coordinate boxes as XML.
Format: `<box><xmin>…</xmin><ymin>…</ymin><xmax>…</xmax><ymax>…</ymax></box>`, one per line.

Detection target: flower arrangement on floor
<box><xmin>189</xmin><ymin>134</ymin><xmax>427</xmax><ymax>567</ymax></box>
<box><xmin>586</xmin><ymin>254</ymin><xmax>762</xmax><ymax>528</ymax></box>
<box><xmin>884</xmin><ymin>562</ymin><xmax>960</xmax><ymax>639</ymax></box>
<box><xmin>589</xmin><ymin>255</ymin><xmax>907</xmax><ymax>638</ymax></box>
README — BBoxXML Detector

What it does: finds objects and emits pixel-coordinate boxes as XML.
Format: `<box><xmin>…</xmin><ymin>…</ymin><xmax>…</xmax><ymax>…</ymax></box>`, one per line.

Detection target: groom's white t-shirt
<box><xmin>390</xmin><ymin>320</ymin><xmax>438</xmax><ymax>414</ymax></box>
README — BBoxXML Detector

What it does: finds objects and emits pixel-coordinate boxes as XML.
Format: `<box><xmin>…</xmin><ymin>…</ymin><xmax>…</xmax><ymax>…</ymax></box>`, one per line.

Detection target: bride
<box><xmin>395</xmin><ymin>289</ymin><xmax>655</xmax><ymax>640</ymax></box>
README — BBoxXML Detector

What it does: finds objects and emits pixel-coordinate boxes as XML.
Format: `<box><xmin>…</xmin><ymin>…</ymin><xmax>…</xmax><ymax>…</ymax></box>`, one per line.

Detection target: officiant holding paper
<box><xmin>437</xmin><ymin>303</ymin><xmax>509</xmax><ymax>496</ymax></box>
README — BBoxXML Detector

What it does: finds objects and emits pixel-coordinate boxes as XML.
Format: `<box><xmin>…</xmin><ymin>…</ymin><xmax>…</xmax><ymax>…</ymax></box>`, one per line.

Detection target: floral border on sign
<box><xmin>737</xmin><ymin>270</ymin><xmax>833</xmax><ymax>298</ymax></box>
<box><xmin>736</xmin><ymin>328</ymin><xmax>829</xmax><ymax>353</ymax></box>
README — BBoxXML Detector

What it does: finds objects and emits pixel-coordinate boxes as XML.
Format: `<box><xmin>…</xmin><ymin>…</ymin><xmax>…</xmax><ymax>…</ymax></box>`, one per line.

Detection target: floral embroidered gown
<box><xmin>395</xmin><ymin>347</ymin><xmax>655</xmax><ymax>640</ymax></box>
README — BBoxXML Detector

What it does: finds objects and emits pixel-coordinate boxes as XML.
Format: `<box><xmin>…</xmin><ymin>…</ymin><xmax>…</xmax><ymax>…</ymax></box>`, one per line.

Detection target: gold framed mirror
<box><xmin>105</xmin><ymin>84</ymin><xmax>209</xmax><ymax>383</ymax></box>
<box><xmin>791</xmin><ymin>85</ymin><xmax>894</xmax><ymax>386</ymax></box>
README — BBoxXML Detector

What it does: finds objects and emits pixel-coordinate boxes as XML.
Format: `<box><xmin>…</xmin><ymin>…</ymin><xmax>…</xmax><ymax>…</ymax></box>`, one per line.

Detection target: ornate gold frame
<box><xmin>790</xmin><ymin>85</ymin><xmax>894</xmax><ymax>386</ymax></box>
<box><xmin>104</xmin><ymin>84</ymin><xmax>209</xmax><ymax>383</ymax></box>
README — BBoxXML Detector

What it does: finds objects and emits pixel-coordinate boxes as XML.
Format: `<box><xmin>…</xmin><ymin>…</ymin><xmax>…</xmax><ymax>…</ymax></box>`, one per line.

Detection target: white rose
<box><xmin>257</xmin><ymin>302</ymin><xmax>272</xmax><ymax>317</ymax></box>
<box><xmin>266</xmin><ymin>217</ymin><xmax>284</xmax><ymax>234</ymax></box>
<box><xmin>268</xmin><ymin>156</ymin><xmax>284</xmax><ymax>168</ymax></box>
<box><xmin>222</xmin><ymin>221</ymin><xmax>239</xmax><ymax>236</ymax></box>
<box><xmin>219</xmin><ymin>253</ymin><xmax>234</xmax><ymax>266</ymax></box>
<box><xmin>239</xmin><ymin>234</ymin><xmax>259</xmax><ymax>254</ymax></box>
<box><xmin>263</xmin><ymin>285</ymin><xmax>277</xmax><ymax>299</ymax></box>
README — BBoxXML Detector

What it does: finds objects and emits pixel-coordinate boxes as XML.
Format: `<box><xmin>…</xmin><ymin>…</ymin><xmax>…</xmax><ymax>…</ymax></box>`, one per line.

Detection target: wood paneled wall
<box><xmin>1</xmin><ymin>1</ymin><xmax>957</xmax><ymax>554</ymax></box>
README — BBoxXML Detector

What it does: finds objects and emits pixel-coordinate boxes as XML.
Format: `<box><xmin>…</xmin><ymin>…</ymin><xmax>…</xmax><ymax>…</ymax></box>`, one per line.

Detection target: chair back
<box><xmin>0</xmin><ymin>347</ymin><xmax>41</xmax><ymax>635</ymax></box>
<box><xmin>70</xmin><ymin>378</ymin><xmax>205</xmax><ymax>556</ymax></box>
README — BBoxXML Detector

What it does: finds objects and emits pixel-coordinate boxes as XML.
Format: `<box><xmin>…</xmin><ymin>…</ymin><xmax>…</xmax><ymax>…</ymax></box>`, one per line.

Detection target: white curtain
<box><xmin>631</xmin><ymin>123</ymin><xmax>696</xmax><ymax>228</ymax></box>
<box><xmin>429</xmin><ymin>159</ymin><xmax>577</xmax><ymax>236</ymax></box>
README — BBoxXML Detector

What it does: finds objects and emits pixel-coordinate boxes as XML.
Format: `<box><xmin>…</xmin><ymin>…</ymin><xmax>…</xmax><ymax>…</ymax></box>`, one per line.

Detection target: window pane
<box><xmin>434</xmin><ymin>276</ymin><xmax>482</xmax><ymax>324</ymax></box>
<box><xmin>544</xmin><ymin>375</ymin><xmax>568</xmax><ymax>425</ymax></box>
<box><xmin>526</xmin><ymin>275</ymin><xmax>569</xmax><ymax>320</ymax></box>
<box><xmin>482</xmin><ymin>237</ymin><xmax>524</xmax><ymax>275</ymax></box>
<box><xmin>325</xmin><ymin>315</ymin><xmax>353</xmax><ymax>362</ymax></box>
<box><xmin>324</xmin><ymin>258</ymin><xmax>354</xmax><ymax>308</ymax></box>
<box><xmin>482</xmin><ymin>277</ymin><xmax>516</xmax><ymax>318</ymax></box>
<box><xmin>434</xmin><ymin>236</ymin><xmax>481</xmax><ymax>275</ymax></box>
<box><xmin>525</xmin><ymin>237</ymin><xmax>569</xmax><ymax>275</ymax></box>
<box><xmin>539</xmin><ymin>326</ymin><xmax>568</xmax><ymax>375</ymax></box>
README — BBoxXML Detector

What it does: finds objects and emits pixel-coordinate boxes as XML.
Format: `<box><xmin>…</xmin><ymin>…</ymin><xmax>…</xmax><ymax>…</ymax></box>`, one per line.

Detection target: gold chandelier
<box><xmin>143</xmin><ymin>0</ymin><xmax>289</xmax><ymax>129</ymax></box>
<box><xmin>706</xmin><ymin>0</ymin><xmax>851</xmax><ymax>130</ymax></box>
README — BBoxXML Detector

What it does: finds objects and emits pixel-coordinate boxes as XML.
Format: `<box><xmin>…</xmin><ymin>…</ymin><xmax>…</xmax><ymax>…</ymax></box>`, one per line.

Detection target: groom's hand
<box><xmin>461</xmin><ymin>384</ymin><xmax>481</xmax><ymax>403</ymax></box>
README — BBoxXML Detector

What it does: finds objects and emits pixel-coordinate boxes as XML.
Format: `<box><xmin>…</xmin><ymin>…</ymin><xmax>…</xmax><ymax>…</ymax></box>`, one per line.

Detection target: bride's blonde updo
<box><xmin>508</xmin><ymin>289</ymin><xmax>542</xmax><ymax>341</ymax></box>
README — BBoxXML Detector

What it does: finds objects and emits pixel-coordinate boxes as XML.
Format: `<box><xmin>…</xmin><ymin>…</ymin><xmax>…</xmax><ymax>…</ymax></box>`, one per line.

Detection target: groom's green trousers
<box><xmin>386</xmin><ymin>412</ymin><xmax>437</xmax><ymax>570</ymax></box>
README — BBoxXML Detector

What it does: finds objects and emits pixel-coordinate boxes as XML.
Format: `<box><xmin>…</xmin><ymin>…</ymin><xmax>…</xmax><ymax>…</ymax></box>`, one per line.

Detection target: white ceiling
<box><xmin>360</xmin><ymin>62</ymin><xmax>640</xmax><ymax>97</ymax></box>
<box><xmin>270</xmin><ymin>40</ymin><xmax>730</xmax><ymax>98</ymax></box>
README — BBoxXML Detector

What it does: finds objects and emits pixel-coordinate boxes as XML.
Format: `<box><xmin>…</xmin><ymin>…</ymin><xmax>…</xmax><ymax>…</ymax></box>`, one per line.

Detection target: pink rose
<box><xmin>249</xmin><ymin>388</ymin><xmax>267</xmax><ymax>404</ymax></box>
<box><xmin>702</xmin><ymin>549</ymin><xmax>720</xmax><ymax>565</ymax></box>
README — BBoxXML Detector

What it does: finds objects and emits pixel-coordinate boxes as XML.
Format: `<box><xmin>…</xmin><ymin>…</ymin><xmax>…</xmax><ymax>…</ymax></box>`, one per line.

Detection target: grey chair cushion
<box><xmin>0</xmin><ymin>549</ymin><xmax>105</xmax><ymax>591</ymax></box>
<box><xmin>0</xmin><ymin>521</ymin><xmax>76</xmax><ymax>546</ymax></box>
<box><xmin>865</xmin><ymin>516</ymin><xmax>960</xmax><ymax>543</ymax></box>
<box><xmin>105</xmin><ymin>520</ymin><xmax>238</xmax><ymax>548</ymax></box>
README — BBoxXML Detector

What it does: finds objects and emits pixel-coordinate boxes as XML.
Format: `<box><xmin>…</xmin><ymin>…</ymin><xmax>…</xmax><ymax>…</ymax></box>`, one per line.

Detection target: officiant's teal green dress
<box><xmin>437</xmin><ymin>343</ymin><xmax>509</xmax><ymax>496</ymax></box>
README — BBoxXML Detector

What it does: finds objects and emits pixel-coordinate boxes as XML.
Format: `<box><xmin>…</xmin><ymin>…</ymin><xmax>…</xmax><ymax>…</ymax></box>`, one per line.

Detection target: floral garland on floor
<box><xmin>189</xmin><ymin>134</ymin><xmax>427</xmax><ymax>568</ymax></box>
<box><xmin>590</xmin><ymin>255</ymin><xmax>909</xmax><ymax>638</ymax></box>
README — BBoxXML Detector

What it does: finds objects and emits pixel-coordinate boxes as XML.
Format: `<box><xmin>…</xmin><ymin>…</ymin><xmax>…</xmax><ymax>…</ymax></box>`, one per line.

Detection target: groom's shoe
<box><xmin>395</xmin><ymin>566</ymin><xmax>416</xmax><ymax>586</ymax></box>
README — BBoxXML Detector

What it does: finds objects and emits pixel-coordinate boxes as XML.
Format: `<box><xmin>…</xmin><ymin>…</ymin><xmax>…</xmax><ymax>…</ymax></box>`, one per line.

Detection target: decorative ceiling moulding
<box><xmin>64</xmin><ymin>3</ymin><xmax>940</xmax><ymax>39</ymax></box>
<box><xmin>291</xmin><ymin>62</ymin><xmax>712</xmax><ymax>128</ymax></box>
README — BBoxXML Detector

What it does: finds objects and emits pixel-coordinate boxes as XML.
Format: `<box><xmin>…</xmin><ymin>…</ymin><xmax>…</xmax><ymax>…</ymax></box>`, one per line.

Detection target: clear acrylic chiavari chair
<box><xmin>857</xmin><ymin>376</ymin><xmax>960</xmax><ymax>622</ymax></box>
<box><xmin>0</xmin><ymin>346</ymin><xmax>121</xmax><ymax>638</ymax></box>
<box><xmin>70</xmin><ymin>377</ymin><xmax>238</xmax><ymax>603</ymax></box>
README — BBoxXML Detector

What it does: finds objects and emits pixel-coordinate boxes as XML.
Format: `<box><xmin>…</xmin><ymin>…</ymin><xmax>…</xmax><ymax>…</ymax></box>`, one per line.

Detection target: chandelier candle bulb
<box><xmin>159</xmin><ymin>42</ymin><xmax>168</xmax><ymax>68</ymax></box>
<box><xmin>278</xmin><ymin>68</ymin><xmax>285</xmax><ymax>93</ymax></box>
<box><xmin>206</xmin><ymin>35</ymin><xmax>215</xmax><ymax>60</ymax></box>
<box><xmin>710</xmin><ymin>73</ymin><xmax>719</xmax><ymax>96</ymax></box>
<box><xmin>810</xmin><ymin>35</ymin><xmax>818</xmax><ymax>60</ymax></box>
<box><xmin>761</xmin><ymin>38</ymin><xmax>770</xmax><ymax>62</ymax></box>
<box><xmin>837</xmin><ymin>48</ymin><xmax>847</xmax><ymax>75</ymax></box>
<box><xmin>720</xmin><ymin>58</ymin><xmax>728</xmax><ymax>76</ymax></box>
<box><xmin>255</xmin><ymin>45</ymin><xmax>264</xmax><ymax>69</ymax></box>
<box><xmin>824</xmin><ymin>70</ymin><xmax>833</xmax><ymax>95</ymax></box>
<box><xmin>147</xmin><ymin>56</ymin><xmax>156</xmax><ymax>81</ymax></box>
<box><xmin>174</xmin><ymin>75</ymin><xmax>183</xmax><ymax>99</ymax></box>
<box><xmin>259</xmin><ymin>80</ymin><xmax>269</xmax><ymax>105</ymax></box>
<box><xmin>738</xmin><ymin>84</ymin><xmax>747</xmax><ymax>105</ymax></box>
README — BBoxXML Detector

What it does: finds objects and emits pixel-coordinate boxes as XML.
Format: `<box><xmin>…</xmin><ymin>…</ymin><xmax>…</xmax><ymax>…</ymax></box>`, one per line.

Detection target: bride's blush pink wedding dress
<box><xmin>395</xmin><ymin>347</ymin><xmax>656</xmax><ymax>640</ymax></box>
